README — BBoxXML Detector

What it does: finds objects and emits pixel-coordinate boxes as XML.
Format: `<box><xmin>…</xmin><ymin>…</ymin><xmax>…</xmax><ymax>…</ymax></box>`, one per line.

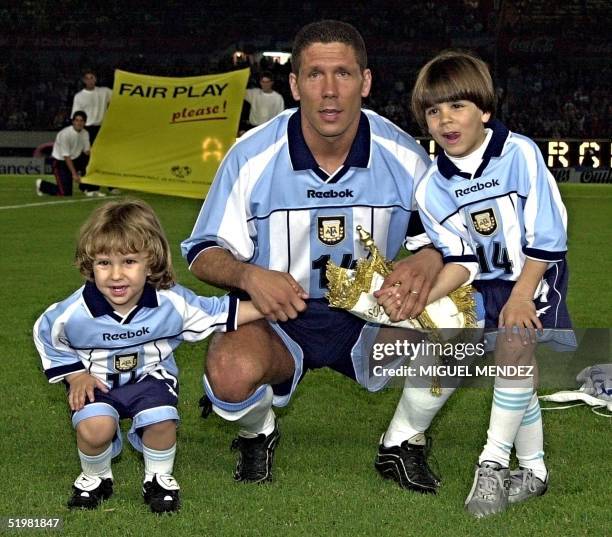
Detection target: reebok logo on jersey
<box><xmin>454</xmin><ymin>179</ymin><xmax>500</xmax><ymax>197</ymax></box>
<box><xmin>307</xmin><ymin>189</ymin><xmax>354</xmax><ymax>199</ymax></box>
<box><xmin>102</xmin><ymin>327</ymin><xmax>151</xmax><ymax>341</ymax></box>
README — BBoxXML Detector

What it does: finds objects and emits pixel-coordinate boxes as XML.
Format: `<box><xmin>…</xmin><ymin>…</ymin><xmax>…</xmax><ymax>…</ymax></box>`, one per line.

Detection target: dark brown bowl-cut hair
<box><xmin>411</xmin><ymin>50</ymin><xmax>496</xmax><ymax>132</ymax></box>
<box><xmin>75</xmin><ymin>198</ymin><xmax>175</xmax><ymax>289</ymax></box>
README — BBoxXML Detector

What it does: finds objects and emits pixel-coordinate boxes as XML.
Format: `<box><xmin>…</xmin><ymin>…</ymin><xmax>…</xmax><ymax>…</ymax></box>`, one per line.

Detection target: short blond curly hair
<box><xmin>75</xmin><ymin>199</ymin><xmax>175</xmax><ymax>289</ymax></box>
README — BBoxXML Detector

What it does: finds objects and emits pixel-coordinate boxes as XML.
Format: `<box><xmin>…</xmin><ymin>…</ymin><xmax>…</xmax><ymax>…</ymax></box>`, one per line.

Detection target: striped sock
<box><xmin>78</xmin><ymin>444</ymin><xmax>113</xmax><ymax>479</ymax></box>
<box><xmin>479</xmin><ymin>377</ymin><xmax>534</xmax><ymax>468</ymax></box>
<box><xmin>514</xmin><ymin>393</ymin><xmax>547</xmax><ymax>481</ymax></box>
<box><xmin>143</xmin><ymin>444</ymin><xmax>176</xmax><ymax>482</ymax></box>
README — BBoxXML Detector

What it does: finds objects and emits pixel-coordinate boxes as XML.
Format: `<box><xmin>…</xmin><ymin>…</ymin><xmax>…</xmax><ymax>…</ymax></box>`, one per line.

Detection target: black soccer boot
<box><xmin>67</xmin><ymin>473</ymin><xmax>113</xmax><ymax>509</ymax></box>
<box><xmin>142</xmin><ymin>474</ymin><xmax>180</xmax><ymax>513</ymax></box>
<box><xmin>374</xmin><ymin>434</ymin><xmax>440</xmax><ymax>494</ymax></box>
<box><xmin>231</xmin><ymin>423</ymin><xmax>280</xmax><ymax>483</ymax></box>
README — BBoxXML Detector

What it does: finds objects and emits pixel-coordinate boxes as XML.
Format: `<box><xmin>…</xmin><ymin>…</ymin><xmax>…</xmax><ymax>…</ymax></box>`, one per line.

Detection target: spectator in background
<box><xmin>36</xmin><ymin>111</ymin><xmax>105</xmax><ymax>197</ymax></box>
<box><xmin>72</xmin><ymin>69</ymin><xmax>112</xmax><ymax>145</ymax></box>
<box><xmin>244</xmin><ymin>71</ymin><xmax>285</xmax><ymax>128</ymax></box>
<box><xmin>72</xmin><ymin>69</ymin><xmax>117</xmax><ymax>194</ymax></box>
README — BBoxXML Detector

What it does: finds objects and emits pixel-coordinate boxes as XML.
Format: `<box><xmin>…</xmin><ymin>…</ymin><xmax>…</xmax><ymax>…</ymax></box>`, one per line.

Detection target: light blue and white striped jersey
<box><xmin>33</xmin><ymin>281</ymin><xmax>238</xmax><ymax>388</ymax></box>
<box><xmin>416</xmin><ymin>120</ymin><xmax>568</xmax><ymax>282</ymax></box>
<box><xmin>181</xmin><ymin>108</ymin><xmax>431</xmax><ymax>298</ymax></box>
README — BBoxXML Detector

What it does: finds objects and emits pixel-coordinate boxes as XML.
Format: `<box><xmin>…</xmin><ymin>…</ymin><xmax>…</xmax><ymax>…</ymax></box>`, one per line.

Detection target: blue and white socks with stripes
<box><xmin>143</xmin><ymin>444</ymin><xmax>177</xmax><ymax>483</ymax></box>
<box><xmin>78</xmin><ymin>444</ymin><xmax>113</xmax><ymax>480</ymax></box>
<box><xmin>514</xmin><ymin>393</ymin><xmax>547</xmax><ymax>481</ymax></box>
<box><xmin>479</xmin><ymin>377</ymin><xmax>547</xmax><ymax>481</ymax></box>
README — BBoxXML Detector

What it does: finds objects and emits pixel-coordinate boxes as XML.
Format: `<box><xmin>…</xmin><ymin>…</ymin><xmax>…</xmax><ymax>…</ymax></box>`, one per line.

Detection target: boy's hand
<box><xmin>499</xmin><ymin>295</ymin><xmax>543</xmax><ymax>345</ymax></box>
<box><xmin>66</xmin><ymin>372</ymin><xmax>109</xmax><ymax>411</ymax></box>
<box><xmin>374</xmin><ymin>249</ymin><xmax>442</xmax><ymax>321</ymax></box>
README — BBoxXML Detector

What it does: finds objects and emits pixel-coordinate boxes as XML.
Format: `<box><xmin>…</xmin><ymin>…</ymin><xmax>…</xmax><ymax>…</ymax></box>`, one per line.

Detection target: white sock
<box><xmin>514</xmin><ymin>393</ymin><xmax>547</xmax><ymax>481</ymax></box>
<box><xmin>383</xmin><ymin>385</ymin><xmax>456</xmax><ymax>447</ymax></box>
<box><xmin>206</xmin><ymin>380</ymin><xmax>276</xmax><ymax>437</ymax></box>
<box><xmin>78</xmin><ymin>444</ymin><xmax>113</xmax><ymax>479</ymax></box>
<box><xmin>479</xmin><ymin>376</ymin><xmax>534</xmax><ymax>468</ymax></box>
<box><xmin>143</xmin><ymin>444</ymin><xmax>176</xmax><ymax>482</ymax></box>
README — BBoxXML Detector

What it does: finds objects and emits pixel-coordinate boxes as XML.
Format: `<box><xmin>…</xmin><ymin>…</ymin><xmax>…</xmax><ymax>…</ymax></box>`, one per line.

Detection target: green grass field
<box><xmin>0</xmin><ymin>176</ymin><xmax>610</xmax><ymax>536</ymax></box>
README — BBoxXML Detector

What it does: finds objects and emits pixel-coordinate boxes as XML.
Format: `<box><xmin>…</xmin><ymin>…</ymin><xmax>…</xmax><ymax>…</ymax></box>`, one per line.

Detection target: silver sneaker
<box><xmin>465</xmin><ymin>461</ymin><xmax>510</xmax><ymax>518</ymax></box>
<box><xmin>508</xmin><ymin>468</ymin><xmax>548</xmax><ymax>504</ymax></box>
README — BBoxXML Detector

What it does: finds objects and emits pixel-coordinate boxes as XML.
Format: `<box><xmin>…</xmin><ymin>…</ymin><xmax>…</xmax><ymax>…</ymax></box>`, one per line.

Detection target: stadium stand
<box><xmin>0</xmin><ymin>1</ymin><xmax>609</xmax><ymax>138</ymax></box>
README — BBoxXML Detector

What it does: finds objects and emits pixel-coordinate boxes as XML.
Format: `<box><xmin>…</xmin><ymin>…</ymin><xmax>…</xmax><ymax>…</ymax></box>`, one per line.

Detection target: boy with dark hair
<box><xmin>412</xmin><ymin>50</ymin><xmax>576</xmax><ymax>517</ymax></box>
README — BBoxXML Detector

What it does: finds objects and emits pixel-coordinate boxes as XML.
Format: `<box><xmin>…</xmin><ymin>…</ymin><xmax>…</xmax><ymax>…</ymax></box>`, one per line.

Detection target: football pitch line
<box><xmin>0</xmin><ymin>196</ymin><xmax>118</xmax><ymax>211</ymax></box>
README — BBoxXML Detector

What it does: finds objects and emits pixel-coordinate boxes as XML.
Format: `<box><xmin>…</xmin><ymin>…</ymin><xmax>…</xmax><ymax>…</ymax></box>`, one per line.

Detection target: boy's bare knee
<box><xmin>76</xmin><ymin>417</ymin><xmax>116</xmax><ymax>448</ymax></box>
<box><xmin>144</xmin><ymin>420</ymin><xmax>176</xmax><ymax>435</ymax></box>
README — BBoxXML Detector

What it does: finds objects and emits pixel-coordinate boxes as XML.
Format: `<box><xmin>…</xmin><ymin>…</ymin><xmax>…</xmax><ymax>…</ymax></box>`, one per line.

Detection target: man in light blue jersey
<box><xmin>182</xmin><ymin>20</ymin><xmax>450</xmax><ymax>493</ymax></box>
<box><xmin>411</xmin><ymin>50</ymin><xmax>577</xmax><ymax>516</ymax></box>
<box><xmin>34</xmin><ymin>200</ymin><xmax>263</xmax><ymax>512</ymax></box>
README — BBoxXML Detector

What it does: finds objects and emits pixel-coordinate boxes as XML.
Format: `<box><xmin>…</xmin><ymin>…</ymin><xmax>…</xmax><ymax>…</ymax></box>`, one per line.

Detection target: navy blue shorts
<box><xmin>278</xmin><ymin>300</ymin><xmax>366</xmax><ymax>372</ymax></box>
<box><xmin>267</xmin><ymin>299</ymin><xmax>366</xmax><ymax>403</ymax></box>
<box><xmin>474</xmin><ymin>260</ymin><xmax>576</xmax><ymax>350</ymax></box>
<box><xmin>71</xmin><ymin>372</ymin><xmax>180</xmax><ymax>455</ymax></box>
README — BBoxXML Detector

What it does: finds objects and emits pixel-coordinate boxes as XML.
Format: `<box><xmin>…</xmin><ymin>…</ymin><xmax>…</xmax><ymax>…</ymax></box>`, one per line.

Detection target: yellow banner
<box><xmin>83</xmin><ymin>68</ymin><xmax>249</xmax><ymax>198</ymax></box>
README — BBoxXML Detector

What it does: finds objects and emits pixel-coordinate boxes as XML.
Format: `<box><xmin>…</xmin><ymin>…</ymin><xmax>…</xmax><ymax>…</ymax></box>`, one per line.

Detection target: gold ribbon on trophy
<box><xmin>326</xmin><ymin>226</ymin><xmax>478</xmax><ymax>395</ymax></box>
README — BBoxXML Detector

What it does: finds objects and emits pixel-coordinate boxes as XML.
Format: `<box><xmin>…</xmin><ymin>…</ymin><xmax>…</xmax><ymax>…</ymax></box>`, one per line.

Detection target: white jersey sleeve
<box><xmin>515</xmin><ymin>137</ymin><xmax>567</xmax><ymax>261</ymax></box>
<box><xmin>181</xmin><ymin>137</ymin><xmax>280</xmax><ymax>268</ymax></box>
<box><xmin>33</xmin><ymin>296</ymin><xmax>86</xmax><ymax>383</ymax></box>
<box><xmin>159</xmin><ymin>284</ymin><xmax>238</xmax><ymax>340</ymax></box>
<box><xmin>415</xmin><ymin>170</ymin><xmax>479</xmax><ymax>283</ymax></box>
<box><xmin>403</xmin><ymin>152</ymin><xmax>433</xmax><ymax>252</ymax></box>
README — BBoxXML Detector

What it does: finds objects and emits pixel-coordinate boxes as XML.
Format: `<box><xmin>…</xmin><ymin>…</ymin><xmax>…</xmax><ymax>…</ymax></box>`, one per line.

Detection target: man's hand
<box><xmin>373</xmin><ymin>248</ymin><xmax>443</xmax><ymax>321</ymax></box>
<box><xmin>66</xmin><ymin>372</ymin><xmax>109</xmax><ymax>411</ymax></box>
<box><xmin>241</xmin><ymin>265</ymin><xmax>308</xmax><ymax>322</ymax></box>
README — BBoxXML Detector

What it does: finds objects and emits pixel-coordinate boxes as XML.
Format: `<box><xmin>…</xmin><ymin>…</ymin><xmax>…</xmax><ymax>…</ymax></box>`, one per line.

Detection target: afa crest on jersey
<box><xmin>114</xmin><ymin>353</ymin><xmax>138</xmax><ymax>372</ymax></box>
<box><xmin>318</xmin><ymin>216</ymin><xmax>345</xmax><ymax>245</ymax></box>
<box><xmin>470</xmin><ymin>208</ymin><xmax>498</xmax><ymax>236</ymax></box>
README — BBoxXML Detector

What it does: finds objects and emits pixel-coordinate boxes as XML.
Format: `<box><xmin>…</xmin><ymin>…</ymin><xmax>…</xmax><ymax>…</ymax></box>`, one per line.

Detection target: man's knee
<box><xmin>205</xmin><ymin>326</ymin><xmax>294</xmax><ymax>402</ymax></box>
<box><xmin>206</xmin><ymin>345</ymin><xmax>266</xmax><ymax>402</ymax></box>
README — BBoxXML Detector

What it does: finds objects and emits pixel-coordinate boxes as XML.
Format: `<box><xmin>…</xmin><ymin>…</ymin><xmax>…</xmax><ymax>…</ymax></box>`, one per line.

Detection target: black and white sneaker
<box><xmin>67</xmin><ymin>473</ymin><xmax>113</xmax><ymax>509</ymax></box>
<box><xmin>143</xmin><ymin>474</ymin><xmax>180</xmax><ymax>513</ymax></box>
<box><xmin>231</xmin><ymin>424</ymin><xmax>280</xmax><ymax>483</ymax></box>
<box><xmin>374</xmin><ymin>434</ymin><xmax>440</xmax><ymax>494</ymax></box>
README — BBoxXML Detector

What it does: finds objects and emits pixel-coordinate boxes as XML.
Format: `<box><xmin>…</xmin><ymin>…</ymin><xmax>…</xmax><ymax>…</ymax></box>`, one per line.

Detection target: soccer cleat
<box><xmin>198</xmin><ymin>394</ymin><xmax>213</xmax><ymax>419</ymax></box>
<box><xmin>374</xmin><ymin>434</ymin><xmax>440</xmax><ymax>494</ymax></box>
<box><xmin>142</xmin><ymin>474</ymin><xmax>180</xmax><ymax>513</ymax></box>
<box><xmin>508</xmin><ymin>468</ymin><xmax>548</xmax><ymax>504</ymax></box>
<box><xmin>464</xmin><ymin>461</ymin><xmax>510</xmax><ymax>517</ymax></box>
<box><xmin>84</xmin><ymin>190</ymin><xmax>106</xmax><ymax>197</ymax></box>
<box><xmin>35</xmin><ymin>178</ymin><xmax>44</xmax><ymax>196</ymax></box>
<box><xmin>108</xmin><ymin>188</ymin><xmax>122</xmax><ymax>195</ymax></box>
<box><xmin>67</xmin><ymin>473</ymin><xmax>113</xmax><ymax>509</ymax></box>
<box><xmin>231</xmin><ymin>424</ymin><xmax>280</xmax><ymax>483</ymax></box>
